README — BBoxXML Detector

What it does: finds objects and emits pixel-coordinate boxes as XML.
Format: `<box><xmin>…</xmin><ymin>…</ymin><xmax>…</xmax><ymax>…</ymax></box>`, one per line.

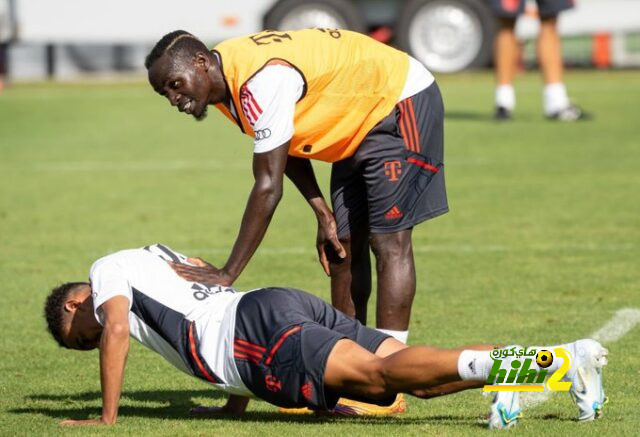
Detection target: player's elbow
<box><xmin>104</xmin><ymin>322</ymin><xmax>130</xmax><ymax>339</ymax></box>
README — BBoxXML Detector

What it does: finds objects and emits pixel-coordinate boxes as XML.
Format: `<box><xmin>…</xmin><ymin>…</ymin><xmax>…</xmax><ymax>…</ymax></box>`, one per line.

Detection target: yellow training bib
<box><xmin>214</xmin><ymin>29</ymin><xmax>409</xmax><ymax>162</ymax></box>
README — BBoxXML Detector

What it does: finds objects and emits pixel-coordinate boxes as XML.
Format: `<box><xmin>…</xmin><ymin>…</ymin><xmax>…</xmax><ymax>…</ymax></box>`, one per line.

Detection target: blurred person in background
<box><xmin>491</xmin><ymin>0</ymin><xmax>590</xmax><ymax>121</ymax></box>
<box><xmin>0</xmin><ymin>0</ymin><xmax>13</xmax><ymax>93</ymax></box>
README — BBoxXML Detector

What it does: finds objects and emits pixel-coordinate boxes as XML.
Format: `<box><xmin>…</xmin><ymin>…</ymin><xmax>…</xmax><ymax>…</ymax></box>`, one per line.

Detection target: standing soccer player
<box><xmin>491</xmin><ymin>0</ymin><xmax>590</xmax><ymax>120</ymax></box>
<box><xmin>145</xmin><ymin>29</ymin><xmax>447</xmax><ymax>365</ymax></box>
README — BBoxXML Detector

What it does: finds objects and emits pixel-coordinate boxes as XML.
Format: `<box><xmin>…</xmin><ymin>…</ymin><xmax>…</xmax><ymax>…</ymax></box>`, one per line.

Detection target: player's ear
<box><xmin>63</xmin><ymin>298</ymin><xmax>82</xmax><ymax>313</ymax></box>
<box><xmin>193</xmin><ymin>52</ymin><xmax>210</xmax><ymax>70</ymax></box>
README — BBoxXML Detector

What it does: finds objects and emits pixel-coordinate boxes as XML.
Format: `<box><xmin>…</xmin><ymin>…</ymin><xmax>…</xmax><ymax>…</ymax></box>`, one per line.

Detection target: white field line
<box><xmin>521</xmin><ymin>307</ymin><xmax>640</xmax><ymax>409</ymax></box>
<box><xmin>591</xmin><ymin>308</ymin><xmax>640</xmax><ymax>344</ymax></box>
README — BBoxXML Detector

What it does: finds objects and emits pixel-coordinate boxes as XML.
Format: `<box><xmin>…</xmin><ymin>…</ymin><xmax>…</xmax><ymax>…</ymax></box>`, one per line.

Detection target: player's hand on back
<box><xmin>316</xmin><ymin>214</ymin><xmax>346</xmax><ymax>276</ymax></box>
<box><xmin>170</xmin><ymin>257</ymin><xmax>234</xmax><ymax>286</ymax></box>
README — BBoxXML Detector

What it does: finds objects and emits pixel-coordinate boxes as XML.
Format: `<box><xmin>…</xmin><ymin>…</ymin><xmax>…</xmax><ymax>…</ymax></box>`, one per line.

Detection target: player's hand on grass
<box><xmin>59</xmin><ymin>418</ymin><xmax>111</xmax><ymax>426</ymax></box>
<box><xmin>316</xmin><ymin>215</ymin><xmax>346</xmax><ymax>276</ymax></box>
<box><xmin>190</xmin><ymin>405</ymin><xmax>229</xmax><ymax>416</ymax></box>
<box><xmin>170</xmin><ymin>257</ymin><xmax>234</xmax><ymax>286</ymax></box>
<box><xmin>190</xmin><ymin>395</ymin><xmax>249</xmax><ymax>417</ymax></box>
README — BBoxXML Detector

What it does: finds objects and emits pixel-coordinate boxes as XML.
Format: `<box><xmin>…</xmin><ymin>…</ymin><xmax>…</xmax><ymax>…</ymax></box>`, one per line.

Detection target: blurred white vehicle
<box><xmin>8</xmin><ymin>0</ymin><xmax>640</xmax><ymax>78</ymax></box>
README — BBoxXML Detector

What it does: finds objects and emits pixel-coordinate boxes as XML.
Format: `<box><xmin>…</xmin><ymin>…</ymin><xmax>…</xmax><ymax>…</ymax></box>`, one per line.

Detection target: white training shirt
<box><xmin>241</xmin><ymin>55</ymin><xmax>435</xmax><ymax>154</ymax></box>
<box><xmin>89</xmin><ymin>244</ymin><xmax>251</xmax><ymax>396</ymax></box>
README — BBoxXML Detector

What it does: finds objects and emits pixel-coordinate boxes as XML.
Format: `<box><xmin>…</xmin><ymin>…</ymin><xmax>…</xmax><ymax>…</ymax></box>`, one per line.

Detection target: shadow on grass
<box><xmin>538</xmin><ymin>413</ymin><xmax>576</xmax><ymax>422</ymax></box>
<box><xmin>13</xmin><ymin>389</ymin><xmax>485</xmax><ymax>426</ymax></box>
<box><xmin>25</xmin><ymin>388</ymin><xmax>226</xmax><ymax>404</ymax></box>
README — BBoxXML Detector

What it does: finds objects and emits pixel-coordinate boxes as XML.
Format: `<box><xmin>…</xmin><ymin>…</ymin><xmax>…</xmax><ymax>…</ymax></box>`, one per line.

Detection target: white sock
<box><xmin>457</xmin><ymin>342</ymin><xmax>576</xmax><ymax>382</ymax></box>
<box><xmin>543</xmin><ymin>82</ymin><xmax>570</xmax><ymax>115</ymax></box>
<box><xmin>377</xmin><ymin>329</ymin><xmax>408</xmax><ymax>344</ymax></box>
<box><xmin>495</xmin><ymin>84</ymin><xmax>516</xmax><ymax>110</ymax></box>
<box><xmin>458</xmin><ymin>349</ymin><xmax>497</xmax><ymax>381</ymax></box>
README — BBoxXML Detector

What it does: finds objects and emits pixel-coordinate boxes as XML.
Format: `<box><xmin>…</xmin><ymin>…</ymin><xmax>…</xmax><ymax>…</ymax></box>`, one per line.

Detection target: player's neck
<box><xmin>208</xmin><ymin>56</ymin><xmax>229</xmax><ymax>105</ymax></box>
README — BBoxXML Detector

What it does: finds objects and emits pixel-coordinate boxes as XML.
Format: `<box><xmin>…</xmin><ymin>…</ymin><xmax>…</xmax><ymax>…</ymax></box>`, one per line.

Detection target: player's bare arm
<box><xmin>172</xmin><ymin>143</ymin><xmax>289</xmax><ymax>285</ymax></box>
<box><xmin>190</xmin><ymin>394</ymin><xmax>250</xmax><ymax>417</ymax></box>
<box><xmin>173</xmin><ymin>155</ymin><xmax>347</xmax><ymax>281</ymax></box>
<box><xmin>61</xmin><ymin>295</ymin><xmax>130</xmax><ymax>426</ymax></box>
<box><xmin>285</xmin><ymin>156</ymin><xmax>346</xmax><ymax>275</ymax></box>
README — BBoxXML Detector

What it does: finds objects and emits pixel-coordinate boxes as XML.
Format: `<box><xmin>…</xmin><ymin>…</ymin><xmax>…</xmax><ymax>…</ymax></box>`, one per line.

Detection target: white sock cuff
<box><xmin>543</xmin><ymin>82</ymin><xmax>570</xmax><ymax>115</ymax></box>
<box><xmin>458</xmin><ymin>350</ymin><xmax>489</xmax><ymax>381</ymax></box>
<box><xmin>495</xmin><ymin>84</ymin><xmax>516</xmax><ymax>110</ymax></box>
<box><xmin>376</xmin><ymin>329</ymin><xmax>408</xmax><ymax>344</ymax></box>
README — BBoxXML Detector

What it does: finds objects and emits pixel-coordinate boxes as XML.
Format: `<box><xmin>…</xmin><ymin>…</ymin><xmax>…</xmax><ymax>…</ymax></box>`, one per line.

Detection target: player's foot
<box><xmin>487</xmin><ymin>389</ymin><xmax>521</xmax><ymax>429</ymax></box>
<box><xmin>329</xmin><ymin>394</ymin><xmax>407</xmax><ymax>416</ymax></box>
<box><xmin>494</xmin><ymin>106</ymin><xmax>513</xmax><ymax>121</ymax></box>
<box><xmin>546</xmin><ymin>104</ymin><xmax>592</xmax><ymax>121</ymax></box>
<box><xmin>565</xmin><ymin>339</ymin><xmax>608</xmax><ymax>421</ymax></box>
<box><xmin>277</xmin><ymin>406</ymin><xmax>313</xmax><ymax>415</ymax></box>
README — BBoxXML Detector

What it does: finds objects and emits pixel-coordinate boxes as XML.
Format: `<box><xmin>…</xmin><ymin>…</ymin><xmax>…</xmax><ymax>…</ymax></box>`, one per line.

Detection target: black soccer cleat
<box><xmin>546</xmin><ymin>104</ymin><xmax>592</xmax><ymax>122</ymax></box>
<box><xmin>494</xmin><ymin>106</ymin><xmax>513</xmax><ymax>121</ymax></box>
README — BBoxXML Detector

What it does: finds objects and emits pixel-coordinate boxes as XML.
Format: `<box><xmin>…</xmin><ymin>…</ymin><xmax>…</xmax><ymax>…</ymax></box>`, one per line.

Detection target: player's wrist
<box><xmin>100</xmin><ymin>416</ymin><xmax>116</xmax><ymax>425</ymax></box>
<box><xmin>100</xmin><ymin>410</ymin><xmax>118</xmax><ymax>425</ymax></box>
<box><xmin>219</xmin><ymin>266</ymin><xmax>237</xmax><ymax>285</ymax></box>
<box><xmin>312</xmin><ymin>205</ymin><xmax>333</xmax><ymax>222</ymax></box>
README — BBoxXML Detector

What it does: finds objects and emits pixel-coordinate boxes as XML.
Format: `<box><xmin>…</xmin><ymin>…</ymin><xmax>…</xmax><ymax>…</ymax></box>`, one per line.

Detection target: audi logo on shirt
<box><xmin>254</xmin><ymin>128</ymin><xmax>271</xmax><ymax>141</ymax></box>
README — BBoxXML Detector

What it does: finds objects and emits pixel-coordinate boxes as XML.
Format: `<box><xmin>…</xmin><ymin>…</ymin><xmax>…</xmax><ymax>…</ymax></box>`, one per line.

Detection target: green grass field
<box><xmin>1</xmin><ymin>70</ymin><xmax>639</xmax><ymax>436</ymax></box>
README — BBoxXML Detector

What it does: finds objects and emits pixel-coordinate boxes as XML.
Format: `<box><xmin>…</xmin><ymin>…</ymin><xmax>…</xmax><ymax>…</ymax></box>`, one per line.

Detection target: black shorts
<box><xmin>490</xmin><ymin>0</ymin><xmax>574</xmax><ymax>19</ymax></box>
<box><xmin>331</xmin><ymin>82</ymin><xmax>448</xmax><ymax>239</ymax></box>
<box><xmin>233</xmin><ymin>287</ymin><xmax>390</xmax><ymax>410</ymax></box>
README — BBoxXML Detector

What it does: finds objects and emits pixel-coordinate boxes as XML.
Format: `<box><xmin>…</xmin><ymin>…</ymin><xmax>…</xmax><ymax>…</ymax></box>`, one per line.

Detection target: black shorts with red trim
<box><xmin>233</xmin><ymin>287</ymin><xmax>390</xmax><ymax>410</ymax></box>
<box><xmin>331</xmin><ymin>81</ymin><xmax>448</xmax><ymax>239</ymax></box>
<box><xmin>490</xmin><ymin>0</ymin><xmax>574</xmax><ymax>19</ymax></box>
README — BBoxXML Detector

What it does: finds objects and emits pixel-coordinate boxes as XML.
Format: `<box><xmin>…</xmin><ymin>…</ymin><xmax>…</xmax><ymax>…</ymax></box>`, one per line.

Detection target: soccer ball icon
<box><xmin>536</xmin><ymin>350</ymin><xmax>554</xmax><ymax>368</ymax></box>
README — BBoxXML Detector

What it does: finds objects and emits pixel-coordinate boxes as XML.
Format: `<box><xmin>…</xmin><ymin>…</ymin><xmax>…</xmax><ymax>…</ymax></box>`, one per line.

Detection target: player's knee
<box><xmin>370</xmin><ymin>232</ymin><xmax>411</xmax><ymax>261</ymax></box>
<box><xmin>360</xmin><ymin>360</ymin><xmax>391</xmax><ymax>399</ymax></box>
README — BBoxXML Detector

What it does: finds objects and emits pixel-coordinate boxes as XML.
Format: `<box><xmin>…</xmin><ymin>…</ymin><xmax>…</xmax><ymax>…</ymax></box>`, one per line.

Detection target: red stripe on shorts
<box><xmin>406</xmin><ymin>98</ymin><xmax>421</xmax><ymax>152</ymax></box>
<box><xmin>407</xmin><ymin>157</ymin><xmax>439</xmax><ymax>173</ymax></box>
<box><xmin>188</xmin><ymin>323</ymin><xmax>219</xmax><ymax>383</ymax></box>
<box><xmin>235</xmin><ymin>338</ymin><xmax>266</xmax><ymax>351</ymax></box>
<box><xmin>234</xmin><ymin>344</ymin><xmax>264</xmax><ymax>359</ymax></box>
<box><xmin>398</xmin><ymin>101</ymin><xmax>415</xmax><ymax>152</ymax></box>
<box><xmin>265</xmin><ymin>325</ymin><xmax>302</xmax><ymax>365</ymax></box>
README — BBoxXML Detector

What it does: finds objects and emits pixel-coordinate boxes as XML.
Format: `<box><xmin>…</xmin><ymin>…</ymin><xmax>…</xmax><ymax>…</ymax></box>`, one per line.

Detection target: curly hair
<box><xmin>145</xmin><ymin>30</ymin><xmax>209</xmax><ymax>70</ymax></box>
<box><xmin>44</xmin><ymin>282</ymin><xmax>89</xmax><ymax>348</ymax></box>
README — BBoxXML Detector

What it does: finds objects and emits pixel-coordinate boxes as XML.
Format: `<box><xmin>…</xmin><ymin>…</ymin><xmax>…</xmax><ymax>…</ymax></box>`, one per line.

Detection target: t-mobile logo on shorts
<box><xmin>384</xmin><ymin>160</ymin><xmax>402</xmax><ymax>181</ymax></box>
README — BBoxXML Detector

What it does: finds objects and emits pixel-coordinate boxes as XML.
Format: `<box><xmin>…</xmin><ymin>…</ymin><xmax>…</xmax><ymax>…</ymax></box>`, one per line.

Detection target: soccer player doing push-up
<box><xmin>44</xmin><ymin>244</ymin><xmax>608</xmax><ymax>428</ymax></box>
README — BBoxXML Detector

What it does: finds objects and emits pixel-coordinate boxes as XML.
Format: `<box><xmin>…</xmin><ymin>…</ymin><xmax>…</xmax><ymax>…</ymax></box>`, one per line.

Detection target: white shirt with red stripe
<box><xmin>89</xmin><ymin>245</ymin><xmax>252</xmax><ymax>396</ymax></box>
<box><xmin>241</xmin><ymin>56</ymin><xmax>435</xmax><ymax>154</ymax></box>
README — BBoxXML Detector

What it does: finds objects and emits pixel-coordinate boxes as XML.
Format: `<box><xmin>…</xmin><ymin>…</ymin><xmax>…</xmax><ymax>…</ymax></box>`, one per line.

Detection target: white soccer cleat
<box><xmin>565</xmin><ymin>339</ymin><xmax>608</xmax><ymax>421</ymax></box>
<box><xmin>487</xmin><ymin>389</ymin><xmax>521</xmax><ymax>429</ymax></box>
